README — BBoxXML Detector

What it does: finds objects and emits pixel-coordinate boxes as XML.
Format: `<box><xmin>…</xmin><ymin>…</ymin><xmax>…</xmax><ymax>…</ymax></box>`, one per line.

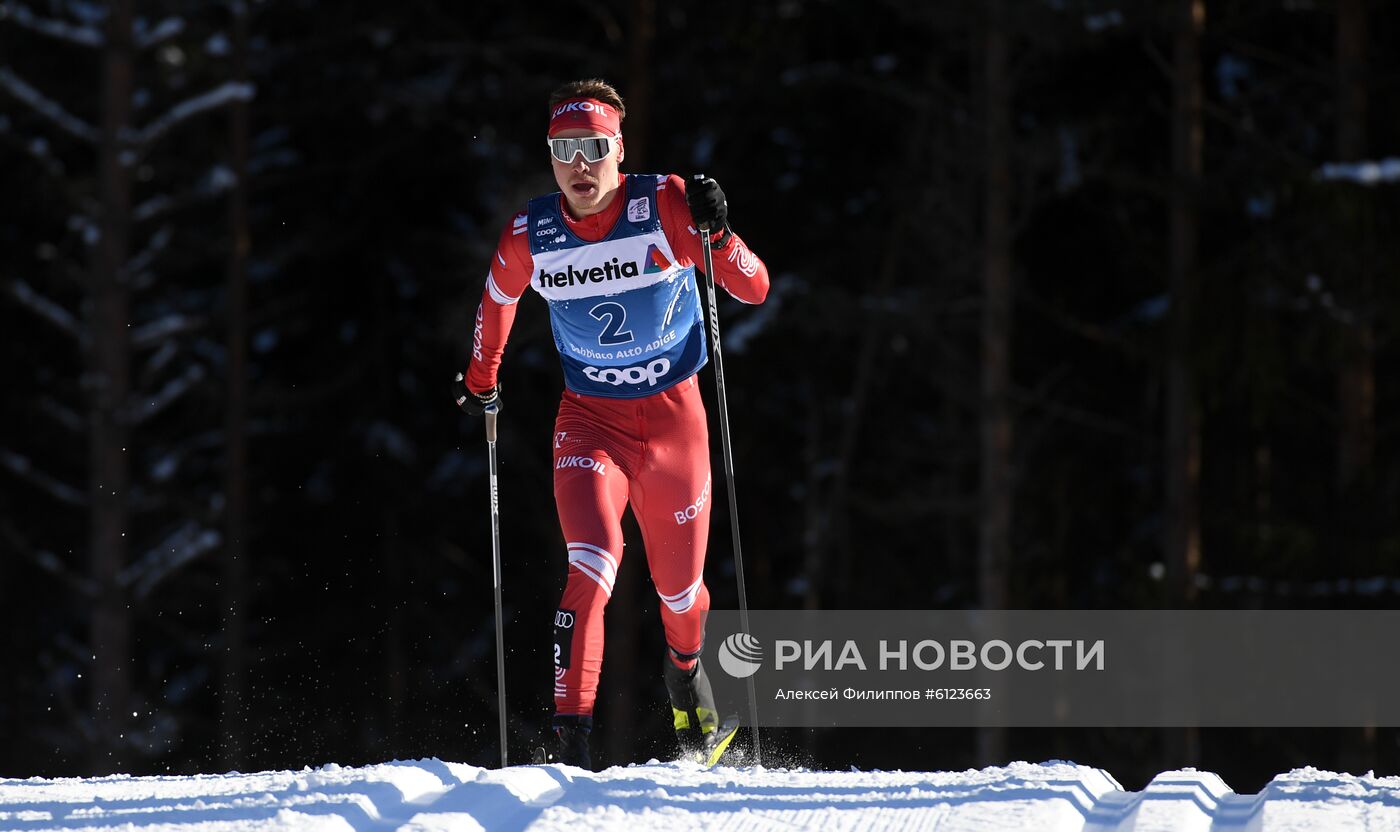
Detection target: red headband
<box><xmin>548</xmin><ymin>97</ymin><xmax>621</xmax><ymax>137</ymax></box>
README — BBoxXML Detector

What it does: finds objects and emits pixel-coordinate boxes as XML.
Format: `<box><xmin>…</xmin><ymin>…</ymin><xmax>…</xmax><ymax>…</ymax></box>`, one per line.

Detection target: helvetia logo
<box><xmin>537</xmin><ymin>257</ymin><xmax>641</xmax><ymax>289</ymax></box>
<box><xmin>718</xmin><ymin>632</ymin><xmax>764</xmax><ymax>678</ymax></box>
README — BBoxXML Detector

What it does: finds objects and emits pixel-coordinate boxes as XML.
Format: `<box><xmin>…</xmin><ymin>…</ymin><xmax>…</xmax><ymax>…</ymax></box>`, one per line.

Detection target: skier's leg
<box><xmin>631</xmin><ymin>377</ymin><xmax>713</xmax><ymax>669</ymax></box>
<box><xmin>551</xmin><ymin>398</ymin><xmax>636</xmax><ymax>721</ymax></box>
<box><xmin>632</xmin><ymin>377</ymin><xmax>719</xmax><ymax>750</ymax></box>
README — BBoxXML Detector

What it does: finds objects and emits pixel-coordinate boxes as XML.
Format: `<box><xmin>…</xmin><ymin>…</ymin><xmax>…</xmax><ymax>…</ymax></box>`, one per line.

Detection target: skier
<box><xmin>456</xmin><ymin>79</ymin><xmax>769</xmax><ymax>769</ymax></box>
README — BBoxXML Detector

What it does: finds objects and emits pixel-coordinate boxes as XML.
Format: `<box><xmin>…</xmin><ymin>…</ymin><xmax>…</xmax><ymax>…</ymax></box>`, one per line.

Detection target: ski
<box><xmin>531</xmin><ymin>717</ymin><xmax>741</xmax><ymax>768</ymax></box>
<box><xmin>702</xmin><ymin>716</ymin><xmax>742</xmax><ymax>768</ymax></box>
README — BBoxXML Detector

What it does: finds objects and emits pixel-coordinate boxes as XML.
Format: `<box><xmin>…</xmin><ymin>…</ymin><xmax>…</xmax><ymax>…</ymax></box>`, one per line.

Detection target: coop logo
<box><xmin>537</xmin><ymin>257</ymin><xmax>642</xmax><ymax>289</ymax></box>
<box><xmin>583</xmin><ymin>357</ymin><xmax>671</xmax><ymax>388</ymax></box>
<box><xmin>718</xmin><ymin>632</ymin><xmax>764</xmax><ymax>679</ymax></box>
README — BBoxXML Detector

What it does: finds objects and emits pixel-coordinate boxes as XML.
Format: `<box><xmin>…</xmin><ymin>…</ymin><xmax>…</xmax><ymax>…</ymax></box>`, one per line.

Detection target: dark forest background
<box><xmin>2</xmin><ymin>0</ymin><xmax>1398</xmax><ymax>792</ymax></box>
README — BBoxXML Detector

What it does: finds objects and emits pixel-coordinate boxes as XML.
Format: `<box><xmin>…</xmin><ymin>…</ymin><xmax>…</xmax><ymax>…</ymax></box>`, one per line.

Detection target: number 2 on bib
<box><xmin>589</xmin><ymin>301</ymin><xmax>634</xmax><ymax>346</ymax></box>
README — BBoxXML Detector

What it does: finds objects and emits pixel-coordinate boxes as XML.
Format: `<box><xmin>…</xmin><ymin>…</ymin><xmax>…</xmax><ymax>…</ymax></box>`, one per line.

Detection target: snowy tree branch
<box><xmin>0</xmin><ymin>2</ymin><xmax>102</xmax><ymax>46</ymax></box>
<box><xmin>134</xmin><ymin>16</ymin><xmax>183</xmax><ymax>50</ymax></box>
<box><xmin>126</xmin><ymin>224</ymin><xmax>173</xmax><ymax>274</ymax></box>
<box><xmin>7</xmin><ymin>279</ymin><xmax>81</xmax><ymax>340</ymax></box>
<box><xmin>134</xmin><ymin>167</ymin><xmax>236</xmax><ymax>224</ymax></box>
<box><xmin>66</xmin><ymin>212</ymin><xmax>100</xmax><ymax>247</ymax></box>
<box><xmin>119</xmin><ymin>520</ymin><xmax>221</xmax><ymax>599</ymax></box>
<box><xmin>138</xmin><ymin>340</ymin><xmax>178</xmax><ymax>388</ymax></box>
<box><xmin>0</xmin><ymin>67</ymin><xmax>99</xmax><ymax>143</ymax></box>
<box><xmin>38</xmin><ymin>396</ymin><xmax>85</xmax><ymax>435</ymax></box>
<box><xmin>126</xmin><ymin>363</ymin><xmax>206</xmax><ymax>424</ymax></box>
<box><xmin>1316</xmin><ymin>158</ymin><xmax>1400</xmax><ymax>186</ymax></box>
<box><xmin>58</xmin><ymin>0</ymin><xmax>105</xmax><ymax>26</ymax></box>
<box><xmin>131</xmin><ymin>195</ymin><xmax>172</xmax><ymax>225</ymax></box>
<box><xmin>129</xmin><ymin>82</ymin><xmax>254</xmax><ymax>151</ymax></box>
<box><xmin>131</xmin><ymin>312</ymin><xmax>204</xmax><ymax>350</ymax></box>
<box><xmin>1</xmin><ymin>519</ymin><xmax>96</xmax><ymax>597</ymax></box>
<box><xmin>0</xmin><ymin>447</ymin><xmax>88</xmax><ymax>506</ymax></box>
<box><xmin>0</xmin><ymin>113</ymin><xmax>67</xmax><ymax>179</ymax></box>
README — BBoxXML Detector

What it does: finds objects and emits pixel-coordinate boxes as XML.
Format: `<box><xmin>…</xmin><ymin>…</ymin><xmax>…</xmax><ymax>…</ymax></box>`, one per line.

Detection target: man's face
<box><xmin>550</xmin><ymin>128</ymin><xmax>623</xmax><ymax>218</ymax></box>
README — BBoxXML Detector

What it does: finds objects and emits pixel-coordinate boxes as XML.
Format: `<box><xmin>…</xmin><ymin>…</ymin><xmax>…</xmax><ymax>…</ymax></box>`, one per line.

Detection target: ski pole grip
<box><xmin>484</xmin><ymin>402</ymin><xmax>499</xmax><ymax>443</ymax></box>
<box><xmin>692</xmin><ymin>173</ymin><xmax>711</xmax><ymax>233</ymax></box>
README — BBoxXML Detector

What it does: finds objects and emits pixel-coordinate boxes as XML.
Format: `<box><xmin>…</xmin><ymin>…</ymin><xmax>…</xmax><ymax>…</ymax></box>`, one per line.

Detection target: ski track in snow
<box><xmin>4</xmin><ymin>759</ymin><xmax>1400</xmax><ymax>831</ymax></box>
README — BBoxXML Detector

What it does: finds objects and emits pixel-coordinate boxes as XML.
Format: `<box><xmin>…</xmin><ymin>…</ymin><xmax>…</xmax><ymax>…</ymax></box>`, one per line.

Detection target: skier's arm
<box><xmin>464</xmin><ymin>212</ymin><xmax>534</xmax><ymax>395</ymax></box>
<box><xmin>659</xmin><ymin>174</ymin><xmax>769</xmax><ymax>305</ymax></box>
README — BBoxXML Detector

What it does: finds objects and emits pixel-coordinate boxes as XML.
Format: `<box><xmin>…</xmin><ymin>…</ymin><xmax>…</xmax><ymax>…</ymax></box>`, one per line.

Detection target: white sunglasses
<box><xmin>547</xmin><ymin>135</ymin><xmax>618</xmax><ymax>164</ymax></box>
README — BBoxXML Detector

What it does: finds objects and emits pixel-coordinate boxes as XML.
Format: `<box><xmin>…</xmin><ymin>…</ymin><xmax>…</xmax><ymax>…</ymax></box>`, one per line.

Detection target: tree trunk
<box><xmin>220</xmin><ymin>0</ymin><xmax>253</xmax><ymax>771</ymax></box>
<box><xmin>1165</xmin><ymin>0</ymin><xmax>1203</xmax><ymax>608</ymax></box>
<box><xmin>977</xmin><ymin>0</ymin><xmax>1012</xmax><ymax>767</ymax></box>
<box><xmin>1335</xmin><ymin>0</ymin><xmax>1373</xmax><ymax>496</ymax></box>
<box><xmin>979</xmin><ymin>0</ymin><xmax>1013</xmax><ymax>614</ymax></box>
<box><xmin>625</xmin><ymin>0</ymin><xmax>655</xmax><ymax>170</ymax></box>
<box><xmin>384</xmin><ymin>513</ymin><xmax>407</xmax><ymax>757</ymax></box>
<box><xmin>90</xmin><ymin>0</ymin><xmax>134</xmax><ymax>774</ymax></box>
<box><xmin>1335</xmin><ymin>0</ymin><xmax>1376</xmax><ymax>779</ymax></box>
<box><xmin>802</xmin><ymin>390</ymin><xmax>823</xmax><ymax>611</ymax></box>
<box><xmin>1164</xmin><ymin>0</ymin><xmax>1205</xmax><ymax>770</ymax></box>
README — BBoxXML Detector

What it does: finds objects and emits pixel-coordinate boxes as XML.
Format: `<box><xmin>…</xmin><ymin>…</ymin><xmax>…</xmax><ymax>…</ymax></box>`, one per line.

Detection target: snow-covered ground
<box><xmin>4</xmin><ymin>758</ymin><xmax>1399</xmax><ymax>831</ymax></box>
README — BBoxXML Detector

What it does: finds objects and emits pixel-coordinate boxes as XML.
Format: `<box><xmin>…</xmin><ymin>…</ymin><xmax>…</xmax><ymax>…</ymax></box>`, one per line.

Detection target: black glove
<box><xmin>454</xmin><ymin>372</ymin><xmax>499</xmax><ymax>416</ymax></box>
<box><xmin>687</xmin><ymin>175</ymin><xmax>731</xmax><ymax>245</ymax></box>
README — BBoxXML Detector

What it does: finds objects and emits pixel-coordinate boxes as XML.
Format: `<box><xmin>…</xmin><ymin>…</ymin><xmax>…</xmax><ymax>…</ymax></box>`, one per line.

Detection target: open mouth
<box><xmin>570</xmin><ymin>182</ymin><xmax>598</xmax><ymax>198</ymax></box>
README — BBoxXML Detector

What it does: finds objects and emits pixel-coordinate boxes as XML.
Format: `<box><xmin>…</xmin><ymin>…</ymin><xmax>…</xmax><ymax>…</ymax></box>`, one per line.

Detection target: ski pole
<box><xmin>484</xmin><ymin>400</ymin><xmax>508</xmax><ymax>768</ymax></box>
<box><xmin>695</xmin><ymin>175</ymin><xmax>761</xmax><ymax>765</ymax></box>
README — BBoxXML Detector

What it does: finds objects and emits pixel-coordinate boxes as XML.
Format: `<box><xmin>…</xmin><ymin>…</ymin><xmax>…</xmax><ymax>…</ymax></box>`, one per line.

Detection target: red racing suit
<box><xmin>465</xmin><ymin>173</ymin><xmax>769</xmax><ymax>717</ymax></box>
